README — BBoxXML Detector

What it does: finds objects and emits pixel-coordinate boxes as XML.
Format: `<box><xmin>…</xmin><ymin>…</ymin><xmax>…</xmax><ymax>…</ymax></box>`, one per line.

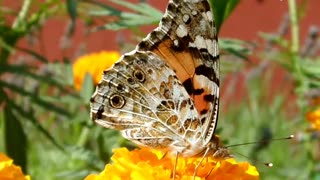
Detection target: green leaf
<box><xmin>0</xmin><ymin>81</ymin><xmax>70</xmax><ymax>117</ymax></box>
<box><xmin>91</xmin><ymin>0</ymin><xmax>162</xmax><ymax>30</ymax></box>
<box><xmin>311</xmin><ymin>171</ymin><xmax>320</xmax><ymax>180</ymax></box>
<box><xmin>259</xmin><ymin>32</ymin><xmax>289</xmax><ymax>49</ymax></box>
<box><xmin>66</xmin><ymin>0</ymin><xmax>78</xmax><ymax>35</ymax></box>
<box><xmin>101</xmin><ymin>12</ymin><xmax>159</xmax><ymax>30</ymax></box>
<box><xmin>0</xmin><ymin>64</ymin><xmax>67</xmax><ymax>91</ymax></box>
<box><xmin>219</xmin><ymin>38</ymin><xmax>253</xmax><ymax>60</ymax></box>
<box><xmin>86</xmin><ymin>1</ymin><xmax>121</xmax><ymax>17</ymax></box>
<box><xmin>16</xmin><ymin>47</ymin><xmax>48</xmax><ymax>63</ymax></box>
<box><xmin>65</xmin><ymin>61</ymin><xmax>75</xmax><ymax>86</ymax></box>
<box><xmin>10</xmin><ymin>101</ymin><xmax>65</xmax><ymax>151</ymax></box>
<box><xmin>109</xmin><ymin>0</ymin><xmax>162</xmax><ymax>17</ymax></box>
<box><xmin>301</xmin><ymin>58</ymin><xmax>320</xmax><ymax>76</ymax></box>
<box><xmin>0</xmin><ymin>86</ymin><xmax>6</xmax><ymax>105</ymax></box>
<box><xmin>0</xmin><ymin>36</ymin><xmax>15</xmax><ymax>54</ymax></box>
<box><xmin>80</xmin><ymin>73</ymin><xmax>94</xmax><ymax>103</ymax></box>
<box><xmin>4</xmin><ymin>102</ymin><xmax>27</xmax><ymax>172</ymax></box>
<box><xmin>210</xmin><ymin>0</ymin><xmax>240</xmax><ymax>34</ymax></box>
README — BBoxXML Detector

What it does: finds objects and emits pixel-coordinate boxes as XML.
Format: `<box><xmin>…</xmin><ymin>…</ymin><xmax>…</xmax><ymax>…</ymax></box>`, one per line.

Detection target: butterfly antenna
<box><xmin>205</xmin><ymin>152</ymin><xmax>273</xmax><ymax>179</ymax></box>
<box><xmin>225</xmin><ymin>135</ymin><xmax>294</xmax><ymax>148</ymax></box>
<box><xmin>233</xmin><ymin>151</ymin><xmax>273</xmax><ymax>167</ymax></box>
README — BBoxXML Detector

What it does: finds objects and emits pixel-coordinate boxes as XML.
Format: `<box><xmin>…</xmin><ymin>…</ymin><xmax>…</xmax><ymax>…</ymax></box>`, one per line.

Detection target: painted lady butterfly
<box><xmin>90</xmin><ymin>0</ymin><xmax>230</xmax><ymax>160</ymax></box>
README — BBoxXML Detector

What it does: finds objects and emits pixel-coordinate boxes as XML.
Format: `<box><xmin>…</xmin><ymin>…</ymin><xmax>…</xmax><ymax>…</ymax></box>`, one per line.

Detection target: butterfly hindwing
<box><xmin>90</xmin><ymin>51</ymin><xmax>203</xmax><ymax>152</ymax></box>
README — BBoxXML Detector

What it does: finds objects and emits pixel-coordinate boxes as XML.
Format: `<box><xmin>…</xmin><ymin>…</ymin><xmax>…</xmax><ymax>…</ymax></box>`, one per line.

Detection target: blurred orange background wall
<box><xmin>5</xmin><ymin>0</ymin><xmax>317</xmax><ymax>62</ymax></box>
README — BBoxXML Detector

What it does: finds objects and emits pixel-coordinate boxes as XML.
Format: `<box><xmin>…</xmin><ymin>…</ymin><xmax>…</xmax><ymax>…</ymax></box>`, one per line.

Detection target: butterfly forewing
<box><xmin>90</xmin><ymin>0</ymin><xmax>221</xmax><ymax>157</ymax></box>
<box><xmin>137</xmin><ymin>0</ymin><xmax>220</xmax><ymax>145</ymax></box>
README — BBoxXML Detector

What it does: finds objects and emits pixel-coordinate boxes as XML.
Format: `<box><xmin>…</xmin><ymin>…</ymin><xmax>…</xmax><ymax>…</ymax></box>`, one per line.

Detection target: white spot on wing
<box><xmin>205</xmin><ymin>39</ymin><xmax>215</xmax><ymax>56</ymax></box>
<box><xmin>173</xmin><ymin>39</ymin><xmax>179</xmax><ymax>47</ymax></box>
<box><xmin>183</xmin><ymin>14</ymin><xmax>190</xmax><ymax>23</ymax></box>
<box><xmin>188</xmin><ymin>36</ymin><xmax>218</xmax><ymax>57</ymax></box>
<box><xmin>212</xmin><ymin>39</ymin><xmax>219</xmax><ymax>56</ymax></box>
<box><xmin>189</xmin><ymin>35</ymin><xmax>205</xmax><ymax>49</ymax></box>
<box><xmin>176</xmin><ymin>24</ymin><xmax>188</xmax><ymax>38</ymax></box>
<box><xmin>192</xmin><ymin>10</ymin><xmax>197</xmax><ymax>16</ymax></box>
<box><xmin>206</xmin><ymin>11</ymin><xmax>213</xmax><ymax>22</ymax></box>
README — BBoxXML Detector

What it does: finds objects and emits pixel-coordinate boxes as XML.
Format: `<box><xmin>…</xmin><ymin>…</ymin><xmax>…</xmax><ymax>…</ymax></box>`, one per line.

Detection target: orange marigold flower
<box><xmin>84</xmin><ymin>148</ymin><xmax>259</xmax><ymax>180</ymax></box>
<box><xmin>0</xmin><ymin>153</ymin><xmax>31</xmax><ymax>180</ymax></box>
<box><xmin>73</xmin><ymin>51</ymin><xmax>120</xmax><ymax>90</ymax></box>
<box><xmin>306</xmin><ymin>107</ymin><xmax>320</xmax><ymax>130</ymax></box>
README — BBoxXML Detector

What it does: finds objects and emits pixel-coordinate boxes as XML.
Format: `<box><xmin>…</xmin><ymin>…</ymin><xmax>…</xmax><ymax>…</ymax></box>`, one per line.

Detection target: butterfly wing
<box><xmin>90</xmin><ymin>51</ymin><xmax>201</xmax><ymax>153</ymax></box>
<box><xmin>137</xmin><ymin>0</ymin><xmax>220</xmax><ymax>145</ymax></box>
<box><xmin>90</xmin><ymin>0</ymin><xmax>220</xmax><ymax>157</ymax></box>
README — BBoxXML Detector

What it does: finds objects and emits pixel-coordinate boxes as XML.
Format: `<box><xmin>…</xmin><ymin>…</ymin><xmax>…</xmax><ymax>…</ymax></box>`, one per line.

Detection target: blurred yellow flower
<box><xmin>73</xmin><ymin>51</ymin><xmax>120</xmax><ymax>90</ymax></box>
<box><xmin>84</xmin><ymin>148</ymin><xmax>259</xmax><ymax>180</ymax></box>
<box><xmin>306</xmin><ymin>107</ymin><xmax>320</xmax><ymax>130</ymax></box>
<box><xmin>0</xmin><ymin>153</ymin><xmax>31</xmax><ymax>180</ymax></box>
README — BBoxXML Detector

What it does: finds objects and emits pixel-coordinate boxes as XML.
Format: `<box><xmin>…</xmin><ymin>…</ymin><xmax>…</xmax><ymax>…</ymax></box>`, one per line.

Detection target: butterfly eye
<box><xmin>133</xmin><ymin>70</ymin><xmax>145</xmax><ymax>83</ymax></box>
<box><xmin>109</xmin><ymin>94</ymin><xmax>126</xmax><ymax>109</ymax></box>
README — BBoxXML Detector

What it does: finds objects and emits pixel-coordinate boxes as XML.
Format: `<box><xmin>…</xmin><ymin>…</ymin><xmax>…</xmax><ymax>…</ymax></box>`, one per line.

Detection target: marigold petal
<box><xmin>83</xmin><ymin>174</ymin><xmax>99</xmax><ymax>180</ymax></box>
<box><xmin>0</xmin><ymin>153</ymin><xmax>31</xmax><ymax>180</ymax></box>
<box><xmin>72</xmin><ymin>51</ymin><xmax>120</xmax><ymax>90</ymax></box>
<box><xmin>306</xmin><ymin>107</ymin><xmax>320</xmax><ymax>130</ymax></box>
<box><xmin>84</xmin><ymin>148</ymin><xmax>259</xmax><ymax>180</ymax></box>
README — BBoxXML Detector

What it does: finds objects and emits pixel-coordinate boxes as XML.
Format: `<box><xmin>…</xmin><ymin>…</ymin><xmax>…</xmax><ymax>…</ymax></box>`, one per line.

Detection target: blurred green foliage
<box><xmin>0</xmin><ymin>0</ymin><xmax>319</xmax><ymax>179</ymax></box>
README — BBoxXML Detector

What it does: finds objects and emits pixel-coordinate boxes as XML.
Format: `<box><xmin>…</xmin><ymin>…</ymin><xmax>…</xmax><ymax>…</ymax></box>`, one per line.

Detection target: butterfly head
<box><xmin>208</xmin><ymin>135</ymin><xmax>232</xmax><ymax>160</ymax></box>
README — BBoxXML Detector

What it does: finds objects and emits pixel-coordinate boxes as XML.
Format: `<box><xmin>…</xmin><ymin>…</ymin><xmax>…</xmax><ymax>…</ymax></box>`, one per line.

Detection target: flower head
<box><xmin>84</xmin><ymin>148</ymin><xmax>259</xmax><ymax>180</ymax></box>
<box><xmin>306</xmin><ymin>107</ymin><xmax>320</xmax><ymax>131</ymax></box>
<box><xmin>0</xmin><ymin>153</ymin><xmax>31</xmax><ymax>180</ymax></box>
<box><xmin>73</xmin><ymin>51</ymin><xmax>120</xmax><ymax>90</ymax></box>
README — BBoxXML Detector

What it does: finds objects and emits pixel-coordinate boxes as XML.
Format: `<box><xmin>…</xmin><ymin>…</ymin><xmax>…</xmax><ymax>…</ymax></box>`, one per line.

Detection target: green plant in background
<box><xmin>0</xmin><ymin>0</ymin><xmax>70</xmax><ymax>173</ymax></box>
<box><xmin>218</xmin><ymin>0</ymin><xmax>320</xmax><ymax>179</ymax></box>
<box><xmin>0</xmin><ymin>0</ymin><xmax>105</xmax><ymax>178</ymax></box>
<box><xmin>0</xmin><ymin>0</ymin><xmax>319</xmax><ymax>179</ymax></box>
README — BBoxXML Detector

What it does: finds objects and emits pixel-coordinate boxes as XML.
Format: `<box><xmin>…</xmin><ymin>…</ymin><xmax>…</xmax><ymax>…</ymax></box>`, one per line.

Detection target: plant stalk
<box><xmin>12</xmin><ymin>0</ymin><xmax>33</xmax><ymax>29</ymax></box>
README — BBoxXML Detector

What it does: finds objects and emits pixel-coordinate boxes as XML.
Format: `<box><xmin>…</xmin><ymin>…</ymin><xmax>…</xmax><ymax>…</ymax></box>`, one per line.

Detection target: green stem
<box><xmin>12</xmin><ymin>0</ymin><xmax>33</xmax><ymax>29</ymax></box>
<box><xmin>288</xmin><ymin>0</ymin><xmax>299</xmax><ymax>54</ymax></box>
<box><xmin>77</xmin><ymin>127</ymin><xmax>90</xmax><ymax>146</ymax></box>
<box><xmin>288</xmin><ymin>0</ymin><xmax>306</xmax><ymax>109</ymax></box>
<box><xmin>0</xmin><ymin>0</ymin><xmax>33</xmax><ymax>64</ymax></box>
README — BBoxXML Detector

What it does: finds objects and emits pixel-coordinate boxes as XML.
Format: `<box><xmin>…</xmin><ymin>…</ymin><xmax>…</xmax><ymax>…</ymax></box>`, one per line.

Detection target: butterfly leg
<box><xmin>160</xmin><ymin>151</ymin><xmax>168</xmax><ymax>160</ymax></box>
<box><xmin>205</xmin><ymin>167</ymin><xmax>214</xmax><ymax>179</ymax></box>
<box><xmin>193</xmin><ymin>147</ymin><xmax>211</xmax><ymax>180</ymax></box>
<box><xmin>172</xmin><ymin>151</ymin><xmax>179</xmax><ymax>180</ymax></box>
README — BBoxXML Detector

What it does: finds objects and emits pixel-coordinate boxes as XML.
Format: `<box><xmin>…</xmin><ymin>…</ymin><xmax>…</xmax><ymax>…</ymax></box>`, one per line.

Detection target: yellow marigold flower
<box><xmin>306</xmin><ymin>107</ymin><xmax>320</xmax><ymax>130</ymax></box>
<box><xmin>73</xmin><ymin>51</ymin><xmax>120</xmax><ymax>90</ymax></box>
<box><xmin>0</xmin><ymin>153</ymin><xmax>31</xmax><ymax>180</ymax></box>
<box><xmin>84</xmin><ymin>148</ymin><xmax>259</xmax><ymax>180</ymax></box>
